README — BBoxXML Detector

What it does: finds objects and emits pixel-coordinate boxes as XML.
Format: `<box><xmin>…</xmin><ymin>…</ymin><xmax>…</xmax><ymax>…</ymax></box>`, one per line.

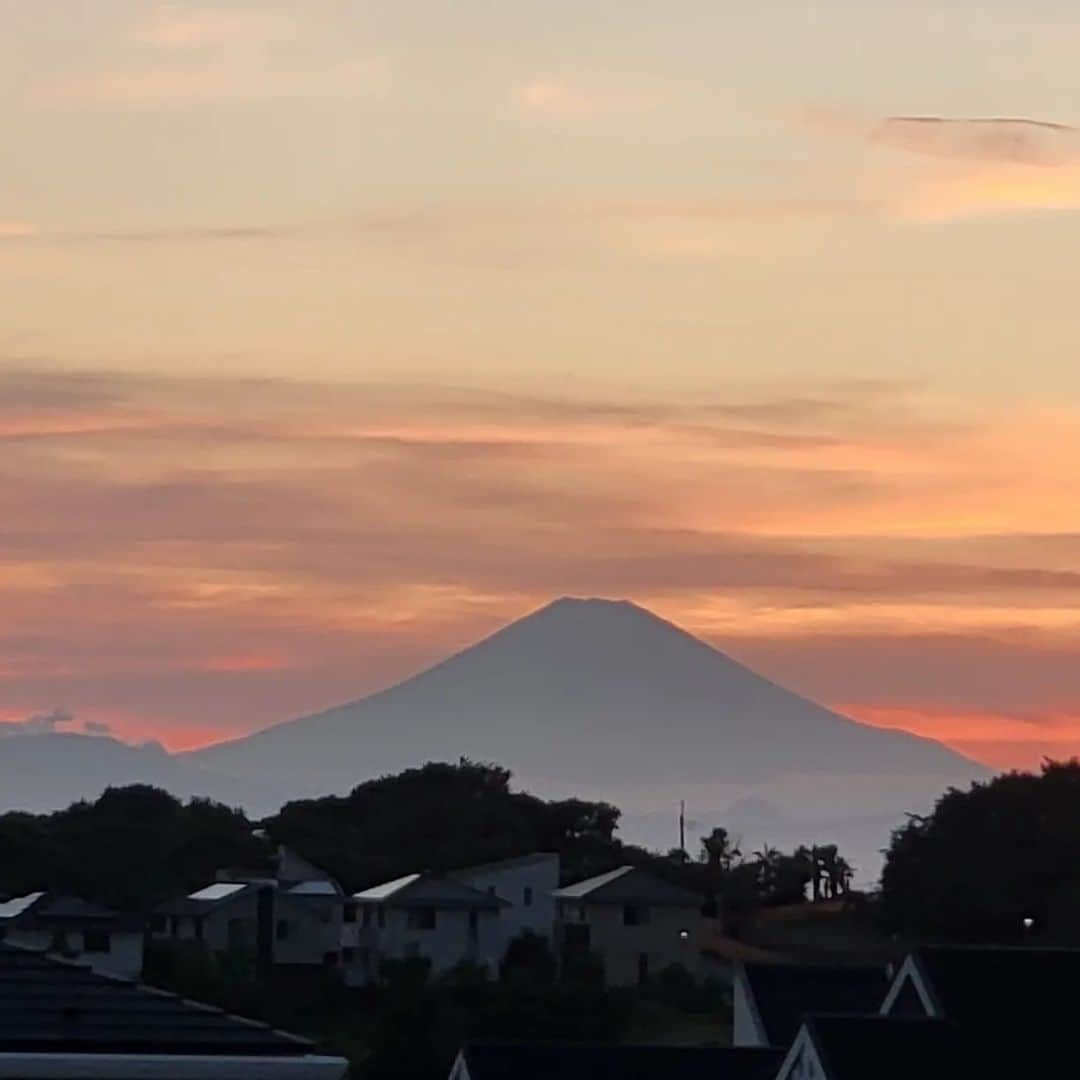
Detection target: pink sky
<box><xmin>4</xmin><ymin>4</ymin><xmax>1080</xmax><ymax>770</ymax></box>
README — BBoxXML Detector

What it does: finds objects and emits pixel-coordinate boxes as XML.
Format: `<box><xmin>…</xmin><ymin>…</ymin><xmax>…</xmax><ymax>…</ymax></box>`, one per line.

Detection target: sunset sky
<box><xmin>4</xmin><ymin>1</ymin><xmax>1080</xmax><ymax>770</ymax></box>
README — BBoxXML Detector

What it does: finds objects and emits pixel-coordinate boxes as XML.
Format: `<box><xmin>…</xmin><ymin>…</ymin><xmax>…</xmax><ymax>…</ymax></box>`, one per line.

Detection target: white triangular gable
<box><xmin>775</xmin><ymin>1024</ymin><xmax>829</xmax><ymax>1080</ymax></box>
<box><xmin>880</xmin><ymin>954</ymin><xmax>940</xmax><ymax>1018</ymax></box>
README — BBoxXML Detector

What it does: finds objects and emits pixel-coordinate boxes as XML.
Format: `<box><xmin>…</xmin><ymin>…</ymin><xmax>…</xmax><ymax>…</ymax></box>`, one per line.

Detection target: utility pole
<box><xmin>679</xmin><ymin>800</ymin><xmax>686</xmax><ymax>859</ymax></box>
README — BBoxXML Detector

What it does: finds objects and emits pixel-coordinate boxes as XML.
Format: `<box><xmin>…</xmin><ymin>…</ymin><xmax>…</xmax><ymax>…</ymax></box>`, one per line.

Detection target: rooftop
<box><xmin>354</xmin><ymin>873</ymin><xmax>509</xmax><ymax>911</ymax></box>
<box><xmin>552</xmin><ymin>866</ymin><xmax>702</xmax><ymax>907</ymax></box>
<box><xmin>740</xmin><ymin>963</ymin><xmax>889</xmax><ymax>1047</ymax></box>
<box><xmin>0</xmin><ymin>944</ymin><xmax>325</xmax><ymax>1058</ymax></box>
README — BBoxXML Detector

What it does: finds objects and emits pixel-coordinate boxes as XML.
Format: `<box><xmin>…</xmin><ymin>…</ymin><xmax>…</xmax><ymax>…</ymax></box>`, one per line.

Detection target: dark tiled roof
<box><xmin>552</xmin><ymin>867</ymin><xmax>701</xmax><ymax>907</ymax></box>
<box><xmin>913</xmin><ymin>946</ymin><xmax>1080</xmax><ymax>1025</ymax></box>
<box><xmin>741</xmin><ymin>963</ymin><xmax>888</xmax><ymax>1047</ymax></box>
<box><xmin>0</xmin><ymin>945</ymin><xmax>315</xmax><ymax>1057</ymax></box>
<box><xmin>458</xmin><ymin>1043</ymin><xmax>783</xmax><ymax>1080</ymax></box>
<box><xmin>450</xmin><ymin>852</ymin><xmax>559</xmax><ymax>878</ymax></box>
<box><xmin>806</xmin><ymin>1016</ymin><xmax>967</xmax><ymax>1080</ymax></box>
<box><xmin>805</xmin><ymin>1013</ymin><xmax>1066</xmax><ymax>1079</ymax></box>
<box><xmin>2</xmin><ymin>892</ymin><xmax>143</xmax><ymax>932</ymax></box>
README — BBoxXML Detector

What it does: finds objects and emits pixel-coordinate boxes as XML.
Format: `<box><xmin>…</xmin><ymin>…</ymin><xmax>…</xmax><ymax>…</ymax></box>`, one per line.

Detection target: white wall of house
<box><xmin>733</xmin><ymin>966</ymin><xmax>768</xmax><ymax>1047</ymax></box>
<box><xmin>156</xmin><ymin>890</ymin><xmax>343</xmax><ymax>968</ymax></box>
<box><xmin>273</xmin><ymin>894</ymin><xmax>343</xmax><ymax>967</ymax></box>
<box><xmin>3</xmin><ymin>927</ymin><xmax>144</xmax><ymax>979</ymax></box>
<box><xmin>454</xmin><ymin>856</ymin><xmax>559</xmax><ymax>958</ymax></box>
<box><xmin>557</xmin><ymin>901</ymin><xmax>703</xmax><ymax>987</ymax></box>
<box><xmin>343</xmin><ymin>906</ymin><xmax>502</xmax><ymax>985</ymax></box>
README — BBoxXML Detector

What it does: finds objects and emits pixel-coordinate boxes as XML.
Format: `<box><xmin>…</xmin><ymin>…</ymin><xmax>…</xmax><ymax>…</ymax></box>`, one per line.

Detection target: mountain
<box><xmin>188</xmin><ymin>598</ymin><xmax>987</xmax><ymax>838</ymax></box>
<box><xmin>0</xmin><ymin>733</ymin><xmax>291</xmax><ymax>817</ymax></box>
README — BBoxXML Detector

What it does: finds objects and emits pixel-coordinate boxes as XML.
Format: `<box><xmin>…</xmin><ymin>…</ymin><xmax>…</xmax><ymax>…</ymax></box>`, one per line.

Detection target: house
<box><xmin>773</xmin><ymin>1015</ymin><xmax>969</xmax><ymax>1080</ymax></box>
<box><xmin>771</xmin><ymin>947</ymin><xmax>1080</xmax><ymax>1079</ymax></box>
<box><xmin>733</xmin><ymin>962</ymin><xmax>888</xmax><ymax>1048</ymax></box>
<box><xmin>450</xmin><ymin>1042</ymin><xmax>783</xmax><ymax>1080</ymax></box>
<box><xmin>153</xmin><ymin>880</ymin><xmax>345</xmax><ymax>972</ymax></box>
<box><xmin>552</xmin><ymin>865</ymin><xmax>703</xmax><ymax>987</ymax></box>
<box><xmin>0</xmin><ymin>941</ymin><xmax>347</xmax><ymax>1079</ymax></box>
<box><xmin>0</xmin><ymin>891</ymin><xmax>144</xmax><ymax>979</ymax></box>
<box><xmin>449</xmin><ymin>852</ymin><xmax>560</xmax><ymax>956</ymax></box>
<box><xmin>880</xmin><ymin>945</ymin><xmax>1080</xmax><ymax>1027</ymax></box>
<box><xmin>346</xmin><ymin>873</ymin><xmax>508</xmax><ymax>985</ymax></box>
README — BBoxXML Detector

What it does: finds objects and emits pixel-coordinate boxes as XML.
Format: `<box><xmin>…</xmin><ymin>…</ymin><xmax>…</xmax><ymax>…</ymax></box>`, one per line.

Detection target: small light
<box><xmin>1022</xmin><ymin>916</ymin><xmax>1034</xmax><ymax>930</ymax></box>
<box><xmin>678</xmin><ymin>929</ymin><xmax>690</xmax><ymax>940</ymax></box>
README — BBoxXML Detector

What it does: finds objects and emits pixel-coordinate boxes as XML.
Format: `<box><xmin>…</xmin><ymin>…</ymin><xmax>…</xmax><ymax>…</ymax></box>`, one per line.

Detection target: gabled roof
<box><xmin>786</xmin><ymin>1012</ymin><xmax>1066</xmax><ymax>1080</ymax></box>
<box><xmin>739</xmin><ymin>963</ymin><xmax>888</xmax><ymax>1048</ymax></box>
<box><xmin>900</xmin><ymin>946</ymin><xmax>1080</xmax><ymax>1026</ymax></box>
<box><xmin>789</xmin><ymin>1016</ymin><xmax>967</xmax><ymax>1080</ymax></box>
<box><xmin>0</xmin><ymin>892</ymin><xmax>141</xmax><ymax>931</ymax></box>
<box><xmin>456</xmin><ymin>1042</ymin><xmax>783</xmax><ymax>1080</ymax></box>
<box><xmin>354</xmin><ymin>873</ymin><xmax>509</xmax><ymax>911</ymax></box>
<box><xmin>156</xmin><ymin>881</ymin><xmax>257</xmax><ymax>917</ymax></box>
<box><xmin>0</xmin><ymin>944</ymin><xmax>333</xmax><ymax>1058</ymax></box>
<box><xmin>450</xmin><ymin>852</ymin><xmax>559</xmax><ymax>879</ymax></box>
<box><xmin>552</xmin><ymin>866</ymin><xmax>702</xmax><ymax>907</ymax></box>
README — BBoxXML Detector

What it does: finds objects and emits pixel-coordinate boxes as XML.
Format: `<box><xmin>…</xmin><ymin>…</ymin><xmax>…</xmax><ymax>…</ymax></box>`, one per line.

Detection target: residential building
<box><xmin>733</xmin><ymin>962</ymin><xmax>888</xmax><ymax>1048</ymax></box>
<box><xmin>450</xmin><ymin>1042</ymin><xmax>783</xmax><ymax>1080</ymax></box>
<box><xmin>880</xmin><ymin>944</ymin><xmax>1080</xmax><ymax>1025</ymax></box>
<box><xmin>0</xmin><ymin>941</ymin><xmax>347</xmax><ymax>1080</ymax></box>
<box><xmin>552</xmin><ymin>865</ymin><xmax>703</xmax><ymax>987</ymax></box>
<box><xmin>153</xmin><ymin>880</ymin><xmax>345</xmax><ymax>971</ymax></box>
<box><xmin>450</xmin><ymin>852</ymin><xmax>559</xmax><ymax>955</ymax></box>
<box><xmin>346</xmin><ymin>873</ymin><xmax>508</xmax><ymax>985</ymax></box>
<box><xmin>0</xmin><ymin>891</ymin><xmax>144</xmax><ymax>979</ymax></box>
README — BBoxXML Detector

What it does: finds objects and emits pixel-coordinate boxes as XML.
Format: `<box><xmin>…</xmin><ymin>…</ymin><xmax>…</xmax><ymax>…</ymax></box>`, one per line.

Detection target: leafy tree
<box><xmin>881</xmin><ymin>760</ymin><xmax>1080</xmax><ymax>941</ymax></box>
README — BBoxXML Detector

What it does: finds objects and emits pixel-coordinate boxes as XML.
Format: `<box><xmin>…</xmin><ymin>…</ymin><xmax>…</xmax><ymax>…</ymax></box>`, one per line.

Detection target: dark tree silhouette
<box><xmin>881</xmin><ymin>760</ymin><xmax>1080</xmax><ymax>941</ymax></box>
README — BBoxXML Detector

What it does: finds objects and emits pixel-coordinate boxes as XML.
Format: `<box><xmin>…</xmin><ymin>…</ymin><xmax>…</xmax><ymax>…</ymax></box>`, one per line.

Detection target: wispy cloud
<box><xmin>132</xmin><ymin>5</ymin><xmax>295</xmax><ymax>50</ymax></box>
<box><xmin>5</xmin><ymin>367</ymin><xmax>1080</xmax><ymax>757</ymax></box>
<box><xmin>0</xmin><ymin>223</ymin><xmax>37</xmax><ymax>239</ymax></box>
<box><xmin>872</xmin><ymin>116</ymin><xmax>1080</xmax><ymax>167</ymax></box>
<box><xmin>803</xmin><ymin>107</ymin><xmax>1080</xmax><ymax>220</ymax></box>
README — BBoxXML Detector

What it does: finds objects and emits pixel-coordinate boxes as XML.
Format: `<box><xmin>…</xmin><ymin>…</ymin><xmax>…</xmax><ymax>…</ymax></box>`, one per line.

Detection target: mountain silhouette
<box><xmin>0</xmin><ymin>733</ymin><xmax>289</xmax><ymax>816</ymax></box>
<box><xmin>188</xmin><ymin>597</ymin><xmax>986</xmax><ymax>823</ymax></box>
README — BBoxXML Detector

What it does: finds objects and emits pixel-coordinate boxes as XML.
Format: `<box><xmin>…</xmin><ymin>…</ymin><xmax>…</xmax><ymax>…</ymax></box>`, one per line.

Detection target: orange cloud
<box><xmin>3</xmin><ymin>368</ymin><xmax>1080</xmax><ymax>760</ymax></box>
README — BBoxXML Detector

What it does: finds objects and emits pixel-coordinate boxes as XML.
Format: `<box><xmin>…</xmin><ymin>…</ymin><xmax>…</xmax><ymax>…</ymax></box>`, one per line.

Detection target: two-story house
<box><xmin>553</xmin><ymin>865</ymin><xmax>703</xmax><ymax>986</ymax></box>
<box><xmin>449</xmin><ymin>852</ymin><xmax>559</xmax><ymax>956</ymax></box>
<box><xmin>0</xmin><ymin>891</ymin><xmax>144</xmax><ymax>978</ymax></box>
<box><xmin>345</xmin><ymin>873</ymin><xmax>508</xmax><ymax>985</ymax></box>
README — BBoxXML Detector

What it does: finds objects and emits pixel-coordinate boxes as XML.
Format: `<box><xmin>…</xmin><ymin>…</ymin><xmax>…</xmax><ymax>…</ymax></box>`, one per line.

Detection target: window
<box><xmin>276</xmin><ymin>919</ymin><xmax>290</xmax><ymax>941</ymax></box>
<box><xmin>377</xmin><ymin>907</ymin><xmax>386</xmax><ymax>930</ymax></box>
<box><xmin>523</xmin><ymin>886</ymin><xmax>533</xmax><ymax>907</ymax></box>
<box><xmin>344</xmin><ymin>903</ymin><xmax>358</xmax><ymax>924</ymax></box>
<box><xmin>623</xmin><ymin>905</ymin><xmax>650</xmax><ymax>926</ymax></box>
<box><xmin>194</xmin><ymin>918</ymin><xmax>204</xmax><ymax>943</ymax></box>
<box><xmin>362</xmin><ymin>906</ymin><xmax>372</xmax><ymax>928</ymax></box>
<box><xmin>406</xmin><ymin>907</ymin><xmax>436</xmax><ymax>931</ymax></box>
<box><xmin>83</xmin><ymin>930</ymin><xmax>112</xmax><ymax>954</ymax></box>
<box><xmin>342</xmin><ymin>946</ymin><xmax>356</xmax><ymax>963</ymax></box>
